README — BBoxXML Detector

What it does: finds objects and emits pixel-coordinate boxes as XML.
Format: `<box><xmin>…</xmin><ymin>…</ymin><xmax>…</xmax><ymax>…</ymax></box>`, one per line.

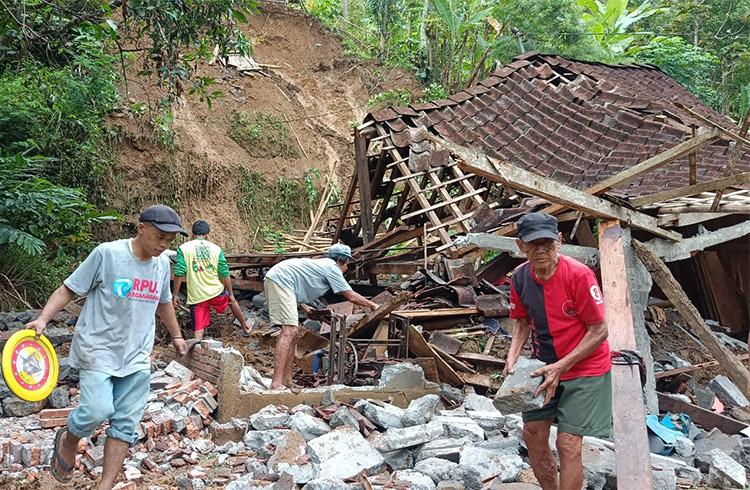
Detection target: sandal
<box><xmin>50</xmin><ymin>428</ymin><xmax>74</xmax><ymax>483</ymax></box>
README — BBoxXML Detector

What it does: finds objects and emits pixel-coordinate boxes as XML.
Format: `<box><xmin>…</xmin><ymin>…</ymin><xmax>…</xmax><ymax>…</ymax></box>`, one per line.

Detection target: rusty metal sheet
<box><xmin>450</xmin><ymin>286</ymin><xmax>477</xmax><ymax>307</ymax></box>
<box><xmin>475</xmin><ymin>294</ymin><xmax>510</xmax><ymax>317</ymax></box>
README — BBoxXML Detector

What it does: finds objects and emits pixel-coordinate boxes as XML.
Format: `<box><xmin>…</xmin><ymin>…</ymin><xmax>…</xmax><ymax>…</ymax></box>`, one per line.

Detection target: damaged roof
<box><xmin>366</xmin><ymin>52</ymin><xmax>750</xmax><ymax>197</ymax></box>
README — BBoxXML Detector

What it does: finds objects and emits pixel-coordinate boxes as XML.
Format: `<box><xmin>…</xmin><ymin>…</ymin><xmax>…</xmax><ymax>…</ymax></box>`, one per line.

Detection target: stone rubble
<box><xmin>493</xmin><ymin>357</ymin><xmax>546</xmax><ymax>414</ymax></box>
<box><xmin>1</xmin><ymin>351</ymin><xmax>750</xmax><ymax>489</ymax></box>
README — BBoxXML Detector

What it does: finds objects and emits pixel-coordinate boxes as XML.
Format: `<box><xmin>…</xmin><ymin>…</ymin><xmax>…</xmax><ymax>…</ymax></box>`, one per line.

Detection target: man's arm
<box><xmin>25</xmin><ymin>285</ymin><xmax>77</xmax><ymax>336</ymax></box>
<box><xmin>504</xmin><ymin>318</ymin><xmax>531</xmax><ymax>375</ymax></box>
<box><xmin>172</xmin><ymin>275</ymin><xmax>184</xmax><ymax>308</ymax></box>
<box><xmin>340</xmin><ymin>290</ymin><xmax>379</xmax><ymax>310</ymax></box>
<box><xmin>533</xmin><ymin>321</ymin><xmax>608</xmax><ymax>404</ymax></box>
<box><xmin>156</xmin><ymin>302</ymin><xmax>187</xmax><ymax>356</ymax></box>
<box><xmin>219</xmin><ymin>276</ymin><xmax>234</xmax><ymax>297</ymax></box>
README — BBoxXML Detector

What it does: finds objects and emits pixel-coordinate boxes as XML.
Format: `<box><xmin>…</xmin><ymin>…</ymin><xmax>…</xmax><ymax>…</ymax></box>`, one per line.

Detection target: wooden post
<box><xmin>355</xmin><ymin>130</ymin><xmax>374</xmax><ymax>244</ymax></box>
<box><xmin>711</xmin><ymin>108</ymin><xmax>750</xmax><ymax>210</ymax></box>
<box><xmin>689</xmin><ymin>125</ymin><xmax>697</xmax><ymax>185</ymax></box>
<box><xmin>598</xmin><ymin>220</ymin><xmax>653</xmax><ymax>489</ymax></box>
<box><xmin>633</xmin><ymin>240</ymin><xmax>750</xmax><ymax>398</ymax></box>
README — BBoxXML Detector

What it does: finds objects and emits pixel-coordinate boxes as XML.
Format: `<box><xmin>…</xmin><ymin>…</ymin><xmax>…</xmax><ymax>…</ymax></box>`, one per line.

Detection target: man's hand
<box><xmin>299</xmin><ymin>304</ymin><xmax>312</xmax><ymax>315</ymax></box>
<box><xmin>172</xmin><ymin>337</ymin><xmax>188</xmax><ymax>357</ymax></box>
<box><xmin>26</xmin><ymin>318</ymin><xmax>47</xmax><ymax>338</ymax></box>
<box><xmin>172</xmin><ymin>297</ymin><xmax>181</xmax><ymax>310</ymax></box>
<box><xmin>531</xmin><ymin>362</ymin><xmax>566</xmax><ymax>405</ymax></box>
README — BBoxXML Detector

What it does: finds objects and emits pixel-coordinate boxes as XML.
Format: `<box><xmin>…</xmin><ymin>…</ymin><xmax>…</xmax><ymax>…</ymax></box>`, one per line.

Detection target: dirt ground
<box><xmin>105</xmin><ymin>2</ymin><xmax>421</xmax><ymax>253</ymax></box>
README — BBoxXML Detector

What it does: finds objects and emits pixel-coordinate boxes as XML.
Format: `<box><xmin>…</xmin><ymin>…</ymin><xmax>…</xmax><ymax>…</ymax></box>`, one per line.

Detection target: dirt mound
<box><xmin>106</xmin><ymin>3</ymin><xmax>420</xmax><ymax>252</ymax></box>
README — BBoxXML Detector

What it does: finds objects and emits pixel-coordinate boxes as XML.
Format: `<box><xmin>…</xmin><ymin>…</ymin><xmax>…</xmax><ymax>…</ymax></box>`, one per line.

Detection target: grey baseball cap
<box><xmin>328</xmin><ymin>243</ymin><xmax>355</xmax><ymax>261</ymax></box>
<box><xmin>139</xmin><ymin>205</ymin><xmax>188</xmax><ymax>236</ymax></box>
<box><xmin>517</xmin><ymin>212</ymin><xmax>559</xmax><ymax>242</ymax></box>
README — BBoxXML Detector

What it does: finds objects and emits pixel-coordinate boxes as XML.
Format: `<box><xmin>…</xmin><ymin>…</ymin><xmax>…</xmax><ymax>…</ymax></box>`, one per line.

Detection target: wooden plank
<box><xmin>428</xmin><ymin>331</ymin><xmax>463</xmax><ymax>355</ymax></box>
<box><xmin>658</xmin><ymin>392</ymin><xmax>749</xmax><ymax>434</ymax></box>
<box><xmin>674</xmin><ymin>102</ymin><xmax>750</xmax><ymax>150</ymax></box>
<box><xmin>394</xmin><ymin>159</ymin><xmax>452</xmax><ymax>245</ymax></box>
<box><xmin>710</xmin><ymin>107</ymin><xmax>750</xmax><ymax>210</ymax></box>
<box><xmin>658</xmin><ymin>212</ymin><xmax>732</xmax><ymax>227</ymax></box>
<box><xmin>349</xmin><ymin>292</ymin><xmax>411</xmax><ymax>338</ymax></box>
<box><xmin>408</xmin><ymin>324</ymin><xmax>463</xmax><ymax>386</ymax></box>
<box><xmin>574</xmin><ymin>219</ymin><xmax>598</xmax><ymax>247</ymax></box>
<box><xmin>392</xmin><ymin>308</ymin><xmax>481</xmax><ymax>318</ymax></box>
<box><xmin>459</xmin><ymin>372</ymin><xmax>500</xmax><ymax>390</ymax></box>
<box><xmin>656</xmin><ymin>204</ymin><xmax>750</xmax><ymax>214</ymax></box>
<box><xmin>630</xmin><ymin>172</ymin><xmax>750</xmax><ymax>208</ymax></box>
<box><xmin>633</xmin><ymin>240</ymin><xmax>750</xmax><ymax>398</ymax></box>
<box><xmin>432</xmin><ymin>344</ymin><xmax>477</xmax><ymax>373</ymax></box>
<box><xmin>598</xmin><ymin>221</ymin><xmax>653</xmax><ymax>489</ymax></box>
<box><xmin>426</xmin><ymin>171</ymin><xmax>472</xmax><ymax>233</ymax></box>
<box><xmin>644</xmin><ymin>220</ymin><xmax>750</xmax><ymax>263</ymax></box>
<box><xmin>334</xmin><ymin>158</ymin><xmax>359</xmax><ymax>243</ymax></box>
<box><xmin>689</xmin><ymin>126</ymin><xmax>698</xmax><ymax>185</ymax></box>
<box><xmin>355</xmin><ymin>130</ymin><xmax>375</xmax><ymax>243</ymax></box>
<box><xmin>428</xmin><ymin>134</ymin><xmax>682</xmax><ymax>241</ymax></box>
<box><xmin>364</xmin><ymin>321</ymin><xmax>390</xmax><ymax>359</ymax></box>
<box><xmin>400</xmin><ymin>188</ymin><xmax>487</xmax><ymax>220</ymax></box>
<box><xmin>412</xmin><ymin>357</ymin><xmax>440</xmax><ymax>383</ymax></box>
<box><xmin>655</xmin><ymin>354</ymin><xmax>750</xmax><ymax>380</ymax></box>
<box><xmin>697</xmin><ymin>252</ymin><xmax>747</xmax><ymax>333</ymax></box>
<box><xmin>455</xmin><ymin>352</ymin><xmax>505</xmax><ymax>368</ymax></box>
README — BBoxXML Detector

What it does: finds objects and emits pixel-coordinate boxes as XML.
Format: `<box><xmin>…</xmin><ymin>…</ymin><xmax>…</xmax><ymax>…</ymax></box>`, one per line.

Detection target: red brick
<box><xmin>39</xmin><ymin>407</ymin><xmax>75</xmax><ymax>419</ymax></box>
<box><xmin>39</xmin><ymin>417</ymin><xmax>68</xmax><ymax>429</ymax></box>
<box><xmin>201</xmin><ymin>381</ymin><xmax>218</xmax><ymax>397</ymax></box>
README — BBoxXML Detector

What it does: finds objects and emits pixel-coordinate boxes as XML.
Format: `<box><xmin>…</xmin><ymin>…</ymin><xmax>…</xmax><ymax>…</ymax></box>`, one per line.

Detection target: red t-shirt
<box><xmin>509</xmin><ymin>255</ymin><xmax>610</xmax><ymax>381</ymax></box>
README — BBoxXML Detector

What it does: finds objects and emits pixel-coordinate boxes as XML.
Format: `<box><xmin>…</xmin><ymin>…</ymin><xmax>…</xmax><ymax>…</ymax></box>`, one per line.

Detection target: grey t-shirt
<box><xmin>64</xmin><ymin>239</ymin><xmax>172</xmax><ymax>377</ymax></box>
<box><xmin>265</xmin><ymin>257</ymin><xmax>352</xmax><ymax>304</ymax></box>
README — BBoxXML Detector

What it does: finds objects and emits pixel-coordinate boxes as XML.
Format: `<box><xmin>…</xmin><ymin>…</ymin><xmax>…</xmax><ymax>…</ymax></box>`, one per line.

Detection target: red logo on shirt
<box><xmin>562</xmin><ymin>300</ymin><xmax>577</xmax><ymax>317</ymax></box>
<box><xmin>127</xmin><ymin>278</ymin><xmax>160</xmax><ymax>302</ymax></box>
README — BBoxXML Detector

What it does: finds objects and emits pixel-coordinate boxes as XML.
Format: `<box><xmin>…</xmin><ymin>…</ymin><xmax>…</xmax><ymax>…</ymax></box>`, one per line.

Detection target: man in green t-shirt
<box><xmin>172</xmin><ymin>220</ymin><xmax>251</xmax><ymax>339</ymax></box>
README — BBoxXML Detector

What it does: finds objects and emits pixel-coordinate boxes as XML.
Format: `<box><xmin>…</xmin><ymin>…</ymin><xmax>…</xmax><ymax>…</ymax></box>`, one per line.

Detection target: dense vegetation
<box><xmin>0</xmin><ymin>0</ymin><xmax>748</xmax><ymax>307</ymax></box>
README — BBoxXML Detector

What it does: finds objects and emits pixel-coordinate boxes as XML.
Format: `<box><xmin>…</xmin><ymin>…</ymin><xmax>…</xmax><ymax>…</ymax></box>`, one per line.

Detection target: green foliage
<box><xmin>0</xmin><ymin>248</ymin><xmax>78</xmax><ymax>309</ymax></box>
<box><xmin>631</xmin><ymin>36</ymin><xmax>721</xmax><ymax>108</ymax></box>
<box><xmin>0</xmin><ymin>155</ymin><xmax>118</xmax><ymax>257</ymax></box>
<box><xmin>304</xmin><ymin>168</ymin><xmax>323</xmax><ymax>206</ymax></box>
<box><xmin>368</xmin><ymin>88</ymin><xmax>413</xmax><ymax>107</ymax></box>
<box><xmin>418</xmin><ymin>82</ymin><xmax>448</xmax><ymax>102</ymax></box>
<box><xmin>578</xmin><ymin>0</ymin><xmax>665</xmax><ymax>55</ymax></box>
<box><xmin>229</xmin><ymin>111</ymin><xmax>298</xmax><ymax>158</ymax></box>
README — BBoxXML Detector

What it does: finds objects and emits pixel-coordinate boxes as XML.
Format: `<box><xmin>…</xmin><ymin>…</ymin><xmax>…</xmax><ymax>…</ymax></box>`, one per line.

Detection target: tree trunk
<box><xmin>419</xmin><ymin>0</ymin><xmax>429</xmax><ymax>52</ymax></box>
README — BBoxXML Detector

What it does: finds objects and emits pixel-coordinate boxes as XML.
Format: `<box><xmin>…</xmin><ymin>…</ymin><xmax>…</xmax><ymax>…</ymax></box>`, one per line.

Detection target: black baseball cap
<box><xmin>139</xmin><ymin>205</ymin><xmax>188</xmax><ymax>236</ymax></box>
<box><xmin>192</xmin><ymin>220</ymin><xmax>210</xmax><ymax>235</ymax></box>
<box><xmin>517</xmin><ymin>212</ymin><xmax>559</xmax><ymax>242</ymax></box>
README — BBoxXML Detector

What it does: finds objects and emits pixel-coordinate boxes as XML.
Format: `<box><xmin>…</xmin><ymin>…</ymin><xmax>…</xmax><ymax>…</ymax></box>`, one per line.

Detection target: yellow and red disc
<box><xmin>2</xmin><ymin>329</ymin><xmax>59</xmax><ymax>402</ymax></box>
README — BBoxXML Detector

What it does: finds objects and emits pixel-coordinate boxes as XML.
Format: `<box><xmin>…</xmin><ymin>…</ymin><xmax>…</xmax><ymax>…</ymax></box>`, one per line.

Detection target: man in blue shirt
<box><xmin>264</xmin><ymin>244</ymin><xmax>378</xmax><ymax>390</ymax></box>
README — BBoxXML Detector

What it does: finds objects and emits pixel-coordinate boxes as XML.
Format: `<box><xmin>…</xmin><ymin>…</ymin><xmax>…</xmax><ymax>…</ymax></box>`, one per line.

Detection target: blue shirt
<box><xmin>266</xmin><ymin>257</ymin><xmax>352</xmax><ymax>304</ymax></box>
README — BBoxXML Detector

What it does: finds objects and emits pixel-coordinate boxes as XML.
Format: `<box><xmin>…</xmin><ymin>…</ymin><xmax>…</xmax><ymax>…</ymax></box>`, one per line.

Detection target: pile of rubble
<box><xmin>2</xmin><ymin>356</ymin><xmax>750</xmax><ymax>489</ymax></box>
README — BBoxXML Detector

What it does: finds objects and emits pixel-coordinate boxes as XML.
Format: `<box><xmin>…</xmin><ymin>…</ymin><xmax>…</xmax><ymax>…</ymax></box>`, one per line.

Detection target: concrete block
<box><xmin>356</xmin><ymin>400</ymin><xmax>405</xmax><ymax>429</ymax></box>
<box><xmin>307</xmin><ymin>427</ymin><xmax>384</xmax><ymax>480</ymax></box>
<box><xmin>268</xmin><ymin>431</ymin><xmax>318</xmax><ymax>484</ymax></box>
<box><xmin>651</xmin><ymin>468</ymin><xmax>677</xmax><ymax>490</ymax></box>
<box><xmin>416</xmin><ymin>437</ymin><xmax>473</xmax><ymax>463</ymax></box>
<box><xmin>250</xmin><ymin>405</ymin><xmax>290</xmax><ymax>430</ymax></box>
<box><xmin>673</xmin><ymin>437</ymin><xmax>695</xmax><ymax>458</ymax></box>
<box><xmin>225</xmin><ymin>474</ymin><xmax>273</xmax><ymax>490</ymax></box>
<box><xmin>707</xmin><ymin>448</ymin><xmax>746</xmax><ymax>488</ymax></box>
<box><xmin>440</xmin><ymin>384</ymin><xmax>464</xmax><ymax>406</ymax></box>
<box><xmin>402</xmin><ymin>394</ymin><xmax>439</xmax><ymax>426</ymax></box>
<box><xmin>432</xmin><ymin>416</ymin><xmax>485</xmax><ymax>442</ymax></box>
<box><xmin>2</xmin><ymin>398</ymin><xmax>44</xmax><ymax>417</ymax></box>
<box><xmin>382</xmin><ymin>448</ymin><xmax>414</xmax><ymax>471</ymax></box>
<box><xmin>245</xmin><ymin>458</ymin><xmax>269</xmax><ymax>478</ymax></box>
<box><xmin>289</xmin><ymin>412</ymin><xmax>331</xmax><ymax>442</ymax></box>
<box><xmin>674</xmin><ymin>465</ymin><xmax>702</xmax><ymax>486</ymax></box>
<box><xmin>291</xmin><ymin>404</ymin><xmax>316</xmax><ymax>416</ymax></box>
<box><xmin>474</xmin><ymin>436</ymin><xmax>521</xmax><ymax>456</ymax></box>
<box><xmin>414</xmin><ymin>457</ymin><xmax>459</xmax><ymax>484</ymax></box>
<box><xmin>374</xmin><ymin>421</ymin><xmax>444</xmax><ymax>452</ymax></box>
<box><xmin>709</xmin><ymin>376</ymin><xmax>749</xmax><ymax>408</ymax></box>
<box><xmin>302</xmin><ymin>479</ymin><xmax>350</xmax><ymax>490</ymax></box>
<box><xmin>379</xmin><ymin>363</ymin><xmax>426</xmax><ymax>390</ymax></box>
<box><xmin>244</xmin><ymin>429</ymin><xmax>291</xmax><ymax>458</ymax></box>
<box><xmin>436</xmin><ymin>482</ymin><xmax>465</xmax><ymax>490</ymax></box>
<box><xmin>458</xmin><ymin>446</ymin><xmax>526</xmax><ymax>482</ymax></box>
<box><xmin>48</xmin><ymin>387</ymin><xmax>70</xmax><ymax>409</ymax></box>
<box><xmin>493</xmin><ymin>357</ymin><xmax>545</xmax><ymax>413</ymax></box>
<box><xmin>466</xmin><ymin>411</ymin><xmax>505</xmax><ymax>433</ymax></box>
<box><xmin>392</xmin><ymin>470</ymin><xmax>436</xmax><ymax>490</ymax></box>
<box><xmin>165</xmin><ymin>361</ymin><xmax>195</xmax><ymax>382</ymax></box>
<box><xmin>329</xmin><ymin>407</ymin><xmax>359</xmax><ymax>431</ymax></box>
<box><xmin>209</xmin><ymin>419</ymin><xmax>247</xmax><ymax>445</ymax></box>
<box><xmin>464</xmin><ymin>394</ymin><xmax>498</xmax><ymax>413</ymax></box>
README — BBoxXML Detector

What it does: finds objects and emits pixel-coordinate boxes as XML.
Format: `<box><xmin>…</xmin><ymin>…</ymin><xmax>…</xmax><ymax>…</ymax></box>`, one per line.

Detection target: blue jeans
<box><xmin>67</xmin><ymin>369</ymin><xmax>150</xmax><ymax>444</ymax></box>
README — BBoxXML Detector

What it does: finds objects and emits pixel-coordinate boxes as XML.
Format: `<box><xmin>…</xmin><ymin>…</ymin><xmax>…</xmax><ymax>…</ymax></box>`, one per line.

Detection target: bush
<box><xmin>229</xmin><ymin>111</ymin><xmax>298</xmax><ymax>158</ymax></box>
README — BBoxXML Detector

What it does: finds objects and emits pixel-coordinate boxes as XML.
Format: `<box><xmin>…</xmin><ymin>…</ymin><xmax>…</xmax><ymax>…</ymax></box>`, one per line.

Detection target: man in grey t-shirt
<box><xmin>27</xmin><ymin>204</ymin><xmax>188</xmax><ymax>489</ymax></box>
<box><xmin>264</xmin><ymin>244</ymin><xmax>379</xmax><ymax>390</ymax></box>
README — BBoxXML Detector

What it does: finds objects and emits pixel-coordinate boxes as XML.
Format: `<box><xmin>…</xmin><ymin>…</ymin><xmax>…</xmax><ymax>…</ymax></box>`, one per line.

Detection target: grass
<box><xmin>229</xmin><ymin>110</ymin><xmax>298</xmax><ymax>159</ymax></box>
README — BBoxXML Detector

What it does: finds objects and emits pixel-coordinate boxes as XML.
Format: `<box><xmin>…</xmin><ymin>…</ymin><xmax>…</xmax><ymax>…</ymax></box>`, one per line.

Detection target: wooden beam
<box><xmin>656</xmin><ymin>204</ymin><xmax>750</xmax><ymax>214</ymax></box>
<box><xmin>657</xmin><ymin>212</ymin><xmax>732</xmax><ymax>227</ymax></box>
<box><xmin>674</xmin><ymin>102</ymin><xmax>750</xmax><ymax>149</ymax></box>
<box><xmin>630</xmin><ymin>172</ymin><xmax>750</xmax><ymax>207</ymax></box>
<box><xmin>644</xmin><ymin>220</ymin><xmax>750</xmax><ymax>262</ymax></box>
<box><xmin>392</xmin><ymin>308</ymin><xmax>481</xmax><ymax>318</ymax></box>
<box><xmin>689</xmin><ymin>126</ymin><xmax>698</xmax><ymax>185</ymax></box>
<box><xmin>633</xmin><ymin>240</ymin><xmax>750</xmax><ymax>399</ymax></box>
<box><xmin>451</xmin><ymin>233</ymin><xmax>600</xmax><ymax>266</ymax></box>
<box><xmin>428</xmin><ymin>135</ymin><xmax>681</xmax><ymax>240</ymax></box>
<box><xmin>408</xmin><ymin>324</ymin><xmax>463</xmax><ymax>386</ymax></box>
<box><xmin>400</xmin><ymin>188</ymin><xmax>487</xmax><ymax>220</ymax></box>
<box><xmin>455</xmin><ymin>352</ymin><xmax>505</xmax><ymax>368</ymax></box>
<box><xmin>657</xmin><ymin>392</ymin><xmax>749</xmax><ymax>434</ymax></box>
<box><xmin>334</xmin><ymin>161</ymin><xmax>359</xmax><ymax>243</ymax></box>
<box><xmin>349</xmin><ymin>292</ymin><xmax>411</xmax><ymax>338</ymax></box>
<box><xmin>355</xmin><ymin>130</ymin><xmax>375</xmax><ymax>244</ymax></box>
<box><xmin>598</xmin><ymin>221</ymin><xmax>653</xmax><ymax>489</ymax></box>
<box><xmin>654</xmin><ymin>353</ymin><xmax>750</xmax><ymax>380</ymax></box>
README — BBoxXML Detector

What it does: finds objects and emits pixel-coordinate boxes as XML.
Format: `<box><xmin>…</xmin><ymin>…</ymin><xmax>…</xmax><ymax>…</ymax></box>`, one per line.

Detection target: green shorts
<box><xmin>522</xmin><ymin>370</ymin><xmax>612</xmax><ymax>438</ymax></box>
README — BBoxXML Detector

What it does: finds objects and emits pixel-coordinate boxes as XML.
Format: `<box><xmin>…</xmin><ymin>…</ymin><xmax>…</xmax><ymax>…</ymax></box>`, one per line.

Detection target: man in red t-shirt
<box><xmin>505</xmin><ymin>211</ymin><xmax>611</xmax><ymax>490</ymax></box>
